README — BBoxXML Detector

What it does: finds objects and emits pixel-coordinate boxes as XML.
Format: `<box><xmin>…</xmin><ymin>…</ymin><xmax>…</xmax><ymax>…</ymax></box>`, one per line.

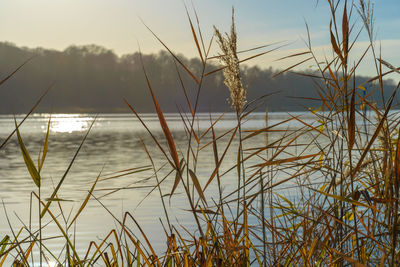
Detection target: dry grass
<box><xmin>1</xmin><ymin>0</ymin><xmax>400</xmax><ymax>266</ymax></box>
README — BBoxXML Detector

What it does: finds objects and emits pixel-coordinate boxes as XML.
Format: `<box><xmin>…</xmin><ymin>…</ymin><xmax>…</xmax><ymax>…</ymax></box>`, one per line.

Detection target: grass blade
<box><xmin>0</xmin><ymin>236</ymin><xmax>9</xmax><ymax>255</ymax></box>
<box><xmin>185</xmin><ymin>5</ymin><xmax>204</xmax><ymax>66</ymax></box>
<box><xmin>140</xmin><ymin>19</ymin><xmax>200</xmax><ymax>85</ymax></box>
<box><xmin>14</xmin><ymin>117</ymin><xmax>41</xmax><ymax>188</ymax></box>
<box><xmin>39</xmin><ymin>116</ymin><xmax>51</xmax><ymax>172</ymax></box>
<box><xmin>139</xmin><ymin>52</ymin><xmax>180</xmax><ymax>170</ymax></box>
<box><xmin>68</xmin><ymin>169</ymin><xmax>102</xmax><ymax>229</ymax></box>
<box><xmin>342</xmin><ymin>1</ymin><xmax>349</xmax><ymax>66</ymax></box>
<box><xmin>252</xmin><ymin>152</ymin><xmax>321</xmax><ymax>169</ymax></box>
<box><xmin>170</xmin><ymin>159</ymin><xmax>184</xmax><ymax>198</ymax></box>
<box><xmin>348</xmin><ymin>87</ymin><xmax>355</xmax><ymax>149</ymax></box>
<box><xmin>41</xmin><ymin>116</ymin><xmax>97</xmax><ymax>218</ymax></box>
<box><xmin>330</xmin><ymin>22</ymin><xmax>344</xmax><ymax>64</ymax></box>
<box><xmin>0</xmin><ymin>84</ymin><xmax>52</xmax><ymax>150</ymax></box>
<box><xmin>0</xmin><ymin>57</ymin><xmax>33</xmax><ymax>88</ymax></box>
<box><xmin>189</xmin><ymin>169</ymin><xmax>206</xmax><ymax>204</ymax></box>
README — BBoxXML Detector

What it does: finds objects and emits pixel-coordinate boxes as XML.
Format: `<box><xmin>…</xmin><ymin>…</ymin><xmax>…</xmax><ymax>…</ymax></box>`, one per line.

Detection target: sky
<box><xmin>0</xmin><ymin>0</ymin><xmax>399</xmax><ymax>77</ymax></box>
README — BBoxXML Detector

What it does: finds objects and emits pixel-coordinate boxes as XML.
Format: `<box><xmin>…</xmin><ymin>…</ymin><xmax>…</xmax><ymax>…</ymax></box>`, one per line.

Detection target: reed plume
<box><xmin>214</xmin><ymin>9</ymin><xmax>246</xmax><ymax>113</ymax></box>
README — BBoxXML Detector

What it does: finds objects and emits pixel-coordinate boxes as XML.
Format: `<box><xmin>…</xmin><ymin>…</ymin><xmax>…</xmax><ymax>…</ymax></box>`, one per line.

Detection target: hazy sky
<box><xmin>1</xmin><ymin>0</ymin><xmax>399</xmax><ymax>76</ymax></box>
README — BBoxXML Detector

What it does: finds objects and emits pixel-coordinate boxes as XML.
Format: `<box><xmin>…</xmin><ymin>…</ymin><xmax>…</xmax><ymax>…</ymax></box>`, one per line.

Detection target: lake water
<box><xmin>0</xmin><ymin>112</ymin><xmax>314</xmax><ymax>264</ymax></box>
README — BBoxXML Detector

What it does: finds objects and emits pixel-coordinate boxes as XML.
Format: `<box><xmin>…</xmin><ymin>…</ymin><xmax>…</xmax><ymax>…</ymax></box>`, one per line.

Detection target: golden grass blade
<box><xmin>126</xmin><ymin>244</ymin><xmax>133</xmax><ymax>266</ymax></box>
<box><xmin>32</xmin><ymin>192</ymin><xmax>81</xmax><ymax>262</ymax></box>
<box><xmin>103</xmin><ymin>252</ymin><xmax>112</xmax><ymax>267</ymax></box>
<box><xmin>41</xmin><ymin>116</ymin><xmax>96</xmax><ymax>218</ymax></box>
<box><xmin>327</xmin><ymin>65</ymin><xmax>339</xmax><ymax>89</ymax></box>
<box><xmin>252</xmin><ymin>152</ymin><xmax>321</xmax><ymax>169</ymax></box>
<box><xmin>100</xmin><ymin>166</ymin><xmax>151</xmax><ymax>178</ymax></box>
<box><xmin>185</xmin><ymin>5</ymin><xmax>204</xmax><ymax>66</ymax></box>
<box><xmin>342</xmin><ymin>1</ymin><xmax>349</xmax><ymax>66</ymax></box>
<box><xmin>151</xmin><ymin>88</ymin><xmax>180</xmax><ymax>170</ymax></box>
<box><xmin>0</xmin><ymin>227</ymin><xmax>38</xmax><ymax>263</ymax></box>
<box><xmin>99</xmin><ymin>166</ymin><xmax>152</xmax><ymax>182</ymax></box>
<box><xmin>84</xmin><ymin>229</ymin><xmax>121</xmax><ymax>266</ymax></box>
<box><xmin>274</xmin><ymin>51</ymin><xmax>311</xmax><ymax>61</ymax></box>
<box><xmin>272</xmin><ymin>57</ymin><xmax>313</xmax><ymax>78</ymax></box>
<box><xmin>243</xmin><ymin>203</ymin><xmax>249</xmax><ymax>265</ymax></box>
<box><xmin>84</xmin><ymin>241</ymin><xmax>106</xmax><ymax>265</ymax></box>
<box><xmin>124</xmin><ymin>99</ymin><xmax>175</xmax><ymax>169</ymax></box>
<box><xmin>171</xmin><ymin>235</ymin><xmax>181</xmax><ymax>266</ymax></box>
<box><xmin>189</xmin><ymin>169</ymin><xmax>207</xmax><ymax>204</ymax></box>
<box><xmin>124</xmin><ymin>213</ymin><xmax>161</xmax><ymax>266</ymax></box>
<box><xmin>310</xmin><ymin>188</ymin><xmax>371</xmax><ymax>209</ymax></box>
<box><xmin>90</xmin><ymin>195</ymin><xmax>153</xmax><ymax>266</ymax></box>
<box><xmin>330</xmin><ymin>23</ymin><xmax>344</xmax><ymax>64</ymax></box>
<box><xmin>68</xmin><ymin>170</ymin><xmax>102</xmax><ymax>230</ymax></box>
<box><xmin>110</xmin><ymin>245</ymin><xmax>118</xmax><ymax>266</ymax></box>
<box><xmin>22</xmin><ymin>239</ymin><xmax>35</xmax><ymax>262</ymax></box>
<box><xmin>39</xmin><ymin>116</ymin><xmax>51</xmax><ymax>172</ymax></box>
<box><xmin>289</xmin><ymin>114</ymin><xmax>329</xmax><ymax>138</ymax></box>
<box><xmin>14</xmin><ymin>117</ymin><xmax>41</xmax><ymax>188</ymax></box>
<box><xmin>189</xmin><ymin>208</ymin><xmax>217</xmax><ymax>215</ymax></box>
<box><xmin>170</xmin><ymin>159</ymin><xmax>184</xmax><ymax>198</ymax></box>
<box><xmin>0</xmin><ymin>228</ymin><xmax>23</xmax><ymax>266</ymax></box>
<box><xmin>329</xmin><ymin>247</ymin><xmax>367</xmax><ymax>267</ymax></box>
<box><xmin>192</xmin><ymin>3</ymin><xmax>206</xmax><ymax>56</ymax></box>
<box><xmin>139</xmin><ymin>52</ymin><xmax>180</xmax><ymax>170</ymax></box>
<box><xmin>44</xmin><ymin>197</ymin><xmax>73</xmax><ymax>202</ymax></box>
<box><xmin>136</xmin><ymin>242</ymin><xmax>141</xmax><ymax>267</ymax></box>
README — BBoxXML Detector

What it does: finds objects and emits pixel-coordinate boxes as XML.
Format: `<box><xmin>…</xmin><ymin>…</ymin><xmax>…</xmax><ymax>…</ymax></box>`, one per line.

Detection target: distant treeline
<box><xmin>0</xmin><ymin>42</ymin><xmax>396</xmax><ymax>113</ymax></box>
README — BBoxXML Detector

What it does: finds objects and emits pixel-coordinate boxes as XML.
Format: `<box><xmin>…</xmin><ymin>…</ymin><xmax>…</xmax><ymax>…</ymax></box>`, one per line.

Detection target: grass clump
<box><xmin>2</xmin><ymin>0</ymin><xmax>400</xmax><ymax>266</ymax></box>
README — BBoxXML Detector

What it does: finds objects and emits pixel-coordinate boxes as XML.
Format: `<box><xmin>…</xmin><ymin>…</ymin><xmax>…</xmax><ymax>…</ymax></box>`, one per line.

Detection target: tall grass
<box><xmin>1</xmin><ymin>0</ymin><xmax>400</xmax><ymax>266</ymax></box>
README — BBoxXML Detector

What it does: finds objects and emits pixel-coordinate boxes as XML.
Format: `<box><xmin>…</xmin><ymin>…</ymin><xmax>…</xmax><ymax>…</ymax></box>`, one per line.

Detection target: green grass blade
<box><xmin>39</xmin><ymin>116</ymin><xmax>51</xmax><ymax>172</ymax></box>
<box><xmin>14</xmin><ymin>118</ymin><xmax>41</xmax><ymax>188</ymax></box>
<box><xmin>0</xmin><ymin>236</ymin><xmax>9</xmax><ymax>255</ymax></box>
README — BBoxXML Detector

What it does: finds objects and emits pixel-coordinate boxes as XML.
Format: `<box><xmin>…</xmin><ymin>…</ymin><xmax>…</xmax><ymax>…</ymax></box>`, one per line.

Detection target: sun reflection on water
<box><xmin>48</xmin><ymin>114</ymin><xmax>92</xmax><ymax>133</ymax></box>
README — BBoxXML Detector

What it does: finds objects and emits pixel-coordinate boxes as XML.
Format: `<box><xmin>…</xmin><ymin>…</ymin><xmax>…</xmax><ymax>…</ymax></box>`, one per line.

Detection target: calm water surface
<box><xmin>0</xmin><ymin>112</ymin><xmax>313</xmax><ymax>263</ymax></box>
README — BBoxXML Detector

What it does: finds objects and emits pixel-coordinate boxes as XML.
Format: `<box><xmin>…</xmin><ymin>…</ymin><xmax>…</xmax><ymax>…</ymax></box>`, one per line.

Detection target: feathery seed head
<box><xmin>214</xmin><ymin>9</ymin><xmax>246</xmax><ymax>113</ymax></box>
